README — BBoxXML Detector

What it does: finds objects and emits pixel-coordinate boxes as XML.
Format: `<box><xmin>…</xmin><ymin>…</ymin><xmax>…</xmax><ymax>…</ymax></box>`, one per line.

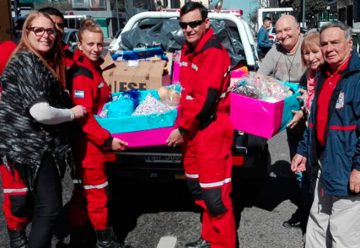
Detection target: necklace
<box><xmin>285</xmin><ymin>54</ymin><xmax>296</xmax><ymax>82</ymax></box>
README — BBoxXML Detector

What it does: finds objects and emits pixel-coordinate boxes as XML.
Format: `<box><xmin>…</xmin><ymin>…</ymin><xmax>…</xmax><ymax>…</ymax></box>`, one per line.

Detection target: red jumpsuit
<box><xmin>0</xmin><ymin>41</ymin><xmax>31</xmax><ymax>231</ymax></box>
<box><xmin>178</xmin><ymin>28</ymin><xmax>236</xmax><ymax>248</ymax></box>
<box><xmin>68</xmin><ymin>50</ymin><xmax>112</xmax><ymax>231</ymax></box>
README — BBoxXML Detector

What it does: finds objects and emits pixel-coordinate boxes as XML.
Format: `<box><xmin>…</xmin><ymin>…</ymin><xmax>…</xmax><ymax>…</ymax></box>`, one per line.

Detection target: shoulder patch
<box><xmin>74</xmin><ymin>90</ymin><xmax>85</xmax><ymax>98</ymax></box>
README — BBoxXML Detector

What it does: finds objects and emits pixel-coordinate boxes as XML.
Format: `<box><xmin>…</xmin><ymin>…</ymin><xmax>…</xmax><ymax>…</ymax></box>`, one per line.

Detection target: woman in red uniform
<box><xmin>68</xmin><ymin>19</ymin><xmax>128</xmax><ymax>248</ymax></box>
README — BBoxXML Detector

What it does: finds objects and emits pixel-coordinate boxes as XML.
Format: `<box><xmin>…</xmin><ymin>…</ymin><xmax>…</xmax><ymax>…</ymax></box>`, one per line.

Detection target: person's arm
<box><xmin>29</xmin><ymin>102</ymin><xmax>86</xmax><ymax>125</ymax></box>
<box><xmin>178</xmin><ymin>46</ymin><xmax>230</xmax><ymax>133</ymax></box>
<box><xmin>349</xmin><ymin>76</ymin><xmax>360</xmax><ymax>193</ymax></box>
<box><xmin>71</xmin><ymin>71</ymin><xmax>112</xmax><ymax>147</ymax></box>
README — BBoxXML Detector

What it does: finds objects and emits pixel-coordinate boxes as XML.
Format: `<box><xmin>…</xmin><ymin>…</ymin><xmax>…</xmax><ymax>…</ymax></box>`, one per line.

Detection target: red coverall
<box><xmin>178</xmin><ymin>28</ymin><xmax>236</xmax><ymax>248</ymax></box>
<box><xmin>68</xmin><ymin>50</ymin><xmax>112</xmax><ymax>231</ymax></box>
<box><xmin>0</xmin><ymin>41</ymin><xmax>31</xmax><ymax>231</ymax></box>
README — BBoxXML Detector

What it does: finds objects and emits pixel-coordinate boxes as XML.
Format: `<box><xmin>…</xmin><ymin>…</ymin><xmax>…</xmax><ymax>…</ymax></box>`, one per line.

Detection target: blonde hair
<box><xmin>301</xmin><ymin>32</ymin><xmax>321</xmax><ymax>65</ymax></box>
<box><xmin>11</xmin><ymin>11</ymin><xmax>65</xmax><ymax>86</ymax></box>
<box><xmin>78</xmin><ymin>18</ymin><xmax>103</xmax><ymax>42</ymax></box>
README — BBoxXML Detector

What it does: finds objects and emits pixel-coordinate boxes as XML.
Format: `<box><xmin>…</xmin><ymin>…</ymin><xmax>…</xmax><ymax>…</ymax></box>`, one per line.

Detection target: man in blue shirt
<box><xmin>257</xmin><ymin>17</ymin><xmax>273</xmax><ymax>58</ymax></box>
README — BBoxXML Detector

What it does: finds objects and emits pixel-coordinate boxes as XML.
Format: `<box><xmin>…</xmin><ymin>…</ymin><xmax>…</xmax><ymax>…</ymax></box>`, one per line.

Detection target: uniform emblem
<box><xmin>191</xmin><ymin>63</ymin><xmax>198</xmax><ymax>71</ymax></box>
<box><xmin>186</xmin><ymin>95</ymin><xmax>194</xmax><ymax>100</ymax></box>
<box><xmin>180</xmin><ymin>62</ymin><xmax>188</xmax><ymax>67</ymax></box>
<box><xmin>335</xmin><ymin>91</ymin><xmax>344</xmax><ymax>109</ymax></box>
<box><xmin>98</xmin><ymin>82</ymin><xmax>105</xmax><ymax>88</ymax></box>
<box><xmin>74</xmin><ymin>90</ymin><xmax>85</xmax><ymax>98</ymax></box>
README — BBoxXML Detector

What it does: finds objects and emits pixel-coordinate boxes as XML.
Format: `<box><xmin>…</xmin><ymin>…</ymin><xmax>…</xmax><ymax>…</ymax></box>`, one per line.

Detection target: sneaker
<box><xmin>282</xmin><ymin>219</ymin><xmax>301</xmax><ymax>228</ymax></box>
<box><xmin>185</xmin><ymin>237</ymin><xmax>210</xmax><ymax>248</ymax></box>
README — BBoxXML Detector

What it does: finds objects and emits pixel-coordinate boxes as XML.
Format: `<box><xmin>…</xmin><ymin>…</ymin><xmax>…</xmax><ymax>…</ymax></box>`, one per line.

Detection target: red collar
<box><xmin>184</xmin><ymin>28</ymin><xmax>214</xmax><ymax>54</ymax></box>
<box><xmin>325</xmin><ymin>56</ymin><xmax>351</xmax><ymax>77</ymax></box>
<box><xmin>73</xmin><ymin>49</ymin><xmax>104</xmax><ymax>70</ymax></box>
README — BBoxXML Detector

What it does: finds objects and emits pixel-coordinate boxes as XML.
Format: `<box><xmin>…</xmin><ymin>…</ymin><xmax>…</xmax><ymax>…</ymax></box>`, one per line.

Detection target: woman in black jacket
<box><xmin>0</xmin><ymin>11</ymin><xmax>86</xmax><ymax>248</ymax></box>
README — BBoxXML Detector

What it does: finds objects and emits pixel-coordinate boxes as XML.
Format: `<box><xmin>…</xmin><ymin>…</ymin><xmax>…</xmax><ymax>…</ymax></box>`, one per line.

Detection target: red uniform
<box><xmin>68</xmin><ymin>49</ymin><xmax>112</xmax><ymax>231</ymax></box>
<box><xmin>0</xmin><ymin>41</ymin><xmax>16</xmax><ymax>74</ymax></box>
<box><xmin>178</xmin><ymin>28</ymin><xmax>236</xmax><ymax>248</ymax></box>
<box><xmin>63</xmin><ymin>42</ymin><xmax>75</xmax><ymax>70</ymax></box>
<box><xmin>0</xmin><ymin>41</ymin><xmax>31</xmax><ymax>231</ymax></box>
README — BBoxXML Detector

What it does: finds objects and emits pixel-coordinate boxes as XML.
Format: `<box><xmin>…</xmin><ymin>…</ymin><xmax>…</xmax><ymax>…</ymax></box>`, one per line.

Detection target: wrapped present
<box><xmin>112</xmin><ymin>127</ymin><xmax>174</xmax><ymax>148</ymax></box>
<box><xmin>230</xmin><ymin>79</ymin><xmax>302</xmax><ymax>139</ymax></box>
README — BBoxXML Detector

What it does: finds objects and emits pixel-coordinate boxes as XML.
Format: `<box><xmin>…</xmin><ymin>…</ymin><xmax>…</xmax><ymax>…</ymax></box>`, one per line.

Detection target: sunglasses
<box><xmin>179</xmin><ymin>20</ymin><xmax>204</xmax><ymax>29</ymax></box>
<box><xmin>28</xmin><ymin>27</ymin><xmax>57</xmax><ymax>37</ymax></box>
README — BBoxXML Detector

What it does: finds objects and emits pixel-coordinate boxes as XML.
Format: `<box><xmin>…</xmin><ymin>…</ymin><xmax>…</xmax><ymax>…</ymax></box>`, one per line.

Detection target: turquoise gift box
<box><xmin>96</xmin><ymin>90</ymin><xmax>178</xmax><ymax>147</ymax></box>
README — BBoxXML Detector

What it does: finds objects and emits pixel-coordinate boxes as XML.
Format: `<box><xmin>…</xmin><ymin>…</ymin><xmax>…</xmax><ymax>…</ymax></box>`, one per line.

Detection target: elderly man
<box><xmin>292</xmin><ymin>21</ymin><xmax>360</xmax><ymax>247</ymax></box>
<box><xmin>258</xmin><ymin>15</ymin><xmax>306</xmax><ymax>83</ymax></box>
<box><xmin>257</xmin><ymin>15</ymin><xmax>308</xmax><ymax>230</ymax></box>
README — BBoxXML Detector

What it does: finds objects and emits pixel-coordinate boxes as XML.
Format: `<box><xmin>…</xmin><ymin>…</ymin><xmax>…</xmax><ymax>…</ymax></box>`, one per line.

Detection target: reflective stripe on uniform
<box><xmin>185</xmin><ymin>173</ymin><xmax>199</xmax><ymax>179</ymax></box>
<box><xmin>83</xmin><ymin>181</ymin><xmax>108</xmax><ymax>190</ymax></box>
<box><xmin>200</xmin><ymin>178</ymin><xmax>231</xmax><ymax>188</ymax></box>
<box><xmin>72</xmin><ymin>179</ymin><xmax>82</xmax><ymax>184</ymax></box>
<box><xmin>3</xmin><ymin>187</ymin><xmax>28</xmax><ymax>194</ymax></box>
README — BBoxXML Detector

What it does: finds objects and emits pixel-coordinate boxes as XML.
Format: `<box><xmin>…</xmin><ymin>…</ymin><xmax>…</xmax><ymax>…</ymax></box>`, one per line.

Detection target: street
<box><xmin>0</xmin><ymin>131</ymin><xmax>305</xmax><ymax>248</ymax></box>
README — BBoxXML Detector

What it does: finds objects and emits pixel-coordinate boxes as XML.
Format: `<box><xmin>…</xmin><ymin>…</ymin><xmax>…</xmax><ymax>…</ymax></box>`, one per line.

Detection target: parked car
<box><xmin>63</xmin><ymin>28</ymin><xmax>79</xmax><ymax>50</ymax></box>
<box><xmin>353</xmin><ymin>29</ymin><xmax>360</xmax><ymax>54</ymax></box>
<box><xmin>268</xmin><ymin>26</ymin><xmax>276</xmax><ymax>42</ymax></box>
<box><xmin>108</xmin><ymin>30</ymin><xmax>122</xmax><ymax>52</ymax></box>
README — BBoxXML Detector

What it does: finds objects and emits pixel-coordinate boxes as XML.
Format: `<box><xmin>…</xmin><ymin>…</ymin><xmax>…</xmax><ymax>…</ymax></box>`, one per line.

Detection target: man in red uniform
<box><xmin>0</xmin><ymin>40</ymin><xmax>31</xmax><ymax>248</ymax></box>
<box><xmin>167</xmin><ymin>2</ymin><xmax>235</xmax><ymax>248</ymax></box>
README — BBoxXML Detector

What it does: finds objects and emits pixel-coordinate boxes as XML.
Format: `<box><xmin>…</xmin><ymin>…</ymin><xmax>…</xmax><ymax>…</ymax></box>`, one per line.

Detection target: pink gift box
<box><xmin>112</xmin><ymin>126</ymin><xmax>174</xmax><ymax>148</ymax></box>
<box><xmin>230</xmin><ymin>92</ymin><xmax>284</xmax><ymax>138</ymax></box>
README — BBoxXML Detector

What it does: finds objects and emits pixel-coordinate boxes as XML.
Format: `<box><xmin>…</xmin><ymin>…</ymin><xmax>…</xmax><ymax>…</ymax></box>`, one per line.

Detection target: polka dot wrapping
<box><xmin>132</xmin><ymin>94</ymin><xmax>172</xmax><ymax>116</ymax></box>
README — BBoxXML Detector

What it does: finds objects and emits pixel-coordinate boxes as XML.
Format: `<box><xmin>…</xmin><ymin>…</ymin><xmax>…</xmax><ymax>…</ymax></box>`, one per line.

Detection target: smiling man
<box><xmin>257</xmin><ymin>15</ymin><xmax>308</xmax><ymax>232</ymax></box>
<box><xmin>166</xmin><ymin>2</ymin><xmax>235</xmax><ymax>248</ymax></box>
<box><xmin>291</xmin><ymin>21</ymin><xmax>360</xmax><ymax>248</ymax></box>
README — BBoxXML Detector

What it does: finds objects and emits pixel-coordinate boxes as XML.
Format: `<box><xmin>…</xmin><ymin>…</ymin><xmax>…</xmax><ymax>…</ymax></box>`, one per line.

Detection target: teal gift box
<box><xmin>96</xmin><ymin>90</ymin><xmax>178</xmax><ymax>134</ymax></box>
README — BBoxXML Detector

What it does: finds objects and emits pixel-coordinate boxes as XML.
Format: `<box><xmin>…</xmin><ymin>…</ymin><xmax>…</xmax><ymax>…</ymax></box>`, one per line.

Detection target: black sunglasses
<box><xmin>179</xmin><ymin>20</ymin><xmax>204</xmax><ymax>29</ymax></box>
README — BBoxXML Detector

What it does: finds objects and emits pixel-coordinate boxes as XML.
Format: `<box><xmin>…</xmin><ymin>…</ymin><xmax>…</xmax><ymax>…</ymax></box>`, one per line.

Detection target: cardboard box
<box><xmin>102</xmin><ymin>59</ymin><xmax>170</xmax><ymax>92</ymax></box>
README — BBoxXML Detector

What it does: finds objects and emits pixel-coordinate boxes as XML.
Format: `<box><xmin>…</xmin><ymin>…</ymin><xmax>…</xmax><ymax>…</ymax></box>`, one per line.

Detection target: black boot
<box><xmin>185</xmin><ymin>237</ymin><xmax>210</xmax><ymax>248</ymax></box>
<box><xmin>8</xmin><ymin>228</ymin><xmax>28</xmax><ymax>248</ymax></box>
<box><xmin>69</xmin><ymin>227</ymin><xmax>88</xmax><ymax>248</ymax></box>
<box><xmin>96</xmin><ymin>228</ymin><xmax>122</xmax><ymax>248</ymax></box>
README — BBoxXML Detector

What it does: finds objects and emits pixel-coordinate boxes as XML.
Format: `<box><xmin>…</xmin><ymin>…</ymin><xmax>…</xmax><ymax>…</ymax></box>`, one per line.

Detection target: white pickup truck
<box><xmin>105</xmin><ymin>10</ymin><xmax>270</xmax><ymax>182</ymax></box>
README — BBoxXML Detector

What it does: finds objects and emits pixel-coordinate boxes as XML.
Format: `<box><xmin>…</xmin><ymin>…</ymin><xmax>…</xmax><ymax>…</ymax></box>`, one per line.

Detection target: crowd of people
<box><xmin>0</xmin><ymin>1</ymin><xmax>360</xmax><ymax>248</ymax></box>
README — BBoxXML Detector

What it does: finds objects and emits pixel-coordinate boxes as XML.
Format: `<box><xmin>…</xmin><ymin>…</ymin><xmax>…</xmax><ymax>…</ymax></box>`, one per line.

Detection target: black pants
<box><xmin>28</xmin><ymin>153</ymin><xmax>62</xmax><ymax>248</ymax></box>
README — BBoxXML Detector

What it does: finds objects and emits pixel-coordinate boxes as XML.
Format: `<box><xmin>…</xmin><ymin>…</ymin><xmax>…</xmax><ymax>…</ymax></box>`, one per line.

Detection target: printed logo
<box><xmin>98</xmin><ymin>82</ymin><xmax>105</xmax><ymax>88</ymax></box>
<box><xmin>180</xmin><ymin>62</ymin><xmax>188</xmax><ymax>67</ymax></box>
<box><xmin>335</xmin><ymin>92</ymin><xmax>344</xmax><ymax>109</ymax></box>
<box><xmin>74</xmin><ymin>90</ymin><xmax>85</xmax><ymax>98</ymax></box>
<box><xmin>186</xmin><ymin>95</ymin><xmax>194</xmax><ymax>100</ymax></box>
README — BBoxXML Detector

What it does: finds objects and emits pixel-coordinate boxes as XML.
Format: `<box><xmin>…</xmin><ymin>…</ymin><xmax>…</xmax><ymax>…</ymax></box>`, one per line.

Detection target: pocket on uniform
<box><xmin>10</xmin><ymin>194</ymin><xmax>32</xmax><ymax>218</ymax></box>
